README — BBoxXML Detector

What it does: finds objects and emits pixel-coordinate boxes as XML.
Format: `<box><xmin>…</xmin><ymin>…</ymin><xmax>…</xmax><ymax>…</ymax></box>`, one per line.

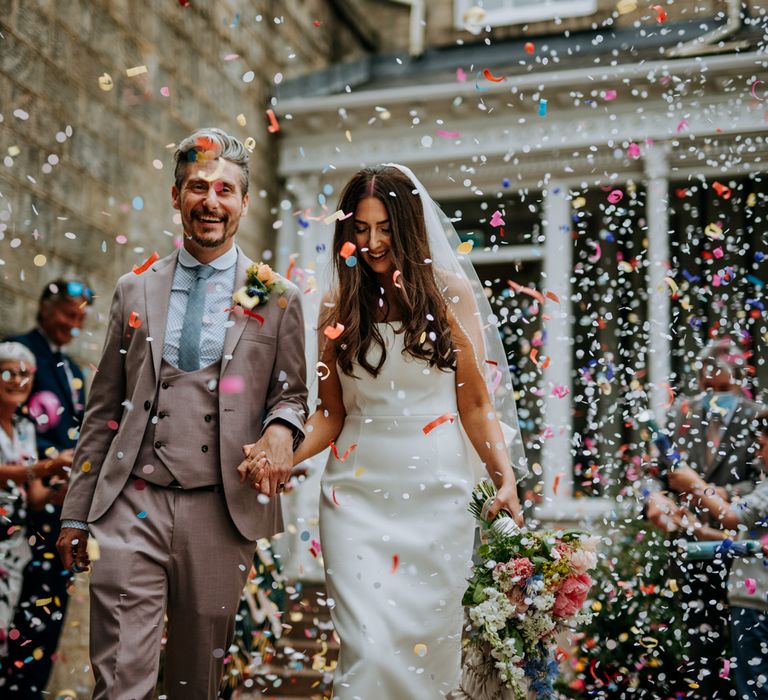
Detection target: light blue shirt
<box><xmin>162</xmin><ymin>245</ymin><xmax>238</xmax><ymax>370</ymax></box>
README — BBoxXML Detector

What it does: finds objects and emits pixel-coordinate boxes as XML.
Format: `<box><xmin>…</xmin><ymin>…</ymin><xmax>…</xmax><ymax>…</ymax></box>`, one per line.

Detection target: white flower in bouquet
<box><xmin>469</xmin><ymin>587</ymin><xmax>515</xmax><ymax>633</ymax></box>
<box><xmin>531</xmin><ymin>592</ymin><xmax>555</xmax><ymax>612</ymax></box>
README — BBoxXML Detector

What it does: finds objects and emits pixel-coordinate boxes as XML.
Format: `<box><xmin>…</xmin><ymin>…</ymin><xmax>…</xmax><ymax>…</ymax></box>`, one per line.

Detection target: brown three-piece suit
<box><xmin>62</xmin><ymin>246</ymin><xmax>307</xmax><ymax>699</ymax></box>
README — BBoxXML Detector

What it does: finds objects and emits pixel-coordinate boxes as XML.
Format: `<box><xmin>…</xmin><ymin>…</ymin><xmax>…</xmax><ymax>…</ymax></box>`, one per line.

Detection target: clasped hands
<box><xmin>237</xmin><ymin>423</ymin><xmax>294</xmax><ymax>497</ymax></box>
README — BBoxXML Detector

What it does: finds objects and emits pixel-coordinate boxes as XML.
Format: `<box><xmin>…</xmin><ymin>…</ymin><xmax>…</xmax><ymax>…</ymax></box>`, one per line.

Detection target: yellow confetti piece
<box><xmin>72</xmin><ymin>377</ymin><xmax>84</xmax><ymax>390</ymax></box>
<box><xmin>81</xmin><ymin>461</ymin><xmax>92</xmax><ymax>473</ymax></box>
<box><xmin>277</xmin><ymin>296</ymin><xmax>289</xmax><ymax>309</ymax></box>
<box><xmin>126</xmin><ymin>65</ymin><xmax>148</xmax><ymax>77</ymax></box>
<box><xmin>323</xmin><ymin>209</ymin><xmax>347</xmax><ymax>225</ymax></box>
<box><xmin>667</xmin><ymin>578</ymin><xmax>679</xmax><ymax>592</ymax></box>
<box><xmin>413</xmin><ymin>643</ymin><xmax>428</xmax><ymax>657</ymax></box>
<box><xmin>43</xmin><ymin>552</ymin><xmax>55</xmax><ymax>559</ymax></box>
<box><xmin>32</xmin><ymin>647</ymin><xmax>44</xmax><ymax>660</ymax></box>
<box><xmin>638</xmin><ymin>636</ymin><xmax>659</xmax><ymax>648</ymax></box>
<box><xmin>8</xmin><ymin>145</ymin><xmax>20</xmax><ymax>157</ymax></box>
<box><xmin>704</xmin><ymin>222</ymin><xmax>724</xmax><ymax>239</ymax></box>
<box><xmin>36</xmin><ymin>597</ymin><xmax>52</xmax><ymax>607</ymax></box>
<box><xmin>616</xmin><ymin>0</ymin><xmax>637</xmax><ymax>13</ymax></box>
<box><xmin>618</xmin><ymin>261</ymin><xmax>633</xmax><ymax>273</ymax></box>
<box><xmin>33</xmin><ymin>254</ymin><xmax>47</xmax><ymax>267</ymax></box>
<box><xmin>236</xmin><ymin>113</ymin><xmax>247</xmax><ymax>126</ymax></box>
<box><xmin>664</xmin><ymin>276</ymin><xmax>679</xmax><ymax>295</ymax></box>
<box><xmin>354</xmin><ymin>467</ymin><xmax>365</xmax><ymax>477</ymax></box>
<box><xmin>572</xmin><ymin>196</ymin><xmax>587</xmax><ymax>209</ymax></box>
<box><xmin>591</xmin><ymin>600</ymin><xmax>602</xmax><ymax>611</ymax></box>
<box><xmin>457</xmin><ymin>240</ymin><xmax>473</xmax><ymax>255</ymax></box>
<box><xmin>98</xmin><ymin>73</ymin><xmax>114</xmax><ymax>91</ymax></box>
<box><xmin>244</xmin><ymin>137</ymin><xmax>256</xmax><ymax>152</ymax></box>
<box><xmin>747</xmin><ymin>192</ymin><xmax>757</xmax><ymax>207</ymax></box>
<box><xmin>345</xmin><ymin>130</ymin><xmax>352</xmax><ymax>142</ymax></box>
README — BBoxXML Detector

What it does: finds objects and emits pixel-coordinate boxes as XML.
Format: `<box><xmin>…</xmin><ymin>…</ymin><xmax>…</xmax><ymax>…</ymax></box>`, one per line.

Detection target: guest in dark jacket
<box><xmin>3</xmin><ymin>279</ymin><xmax>93</xmax><ymax>698</ymax></box>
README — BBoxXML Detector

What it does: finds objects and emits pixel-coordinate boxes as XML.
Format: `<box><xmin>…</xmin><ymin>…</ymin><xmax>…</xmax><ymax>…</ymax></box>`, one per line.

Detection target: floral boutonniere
<box><xmin>232</xmin><ymin>262</ymin><xmax>285</xmax><ymax>310</ymax></box>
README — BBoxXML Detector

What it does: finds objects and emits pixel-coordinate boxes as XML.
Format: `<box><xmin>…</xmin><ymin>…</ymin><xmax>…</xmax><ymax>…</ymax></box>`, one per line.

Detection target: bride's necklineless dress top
<box><xmin>320</xmin><ymin>322</ymin><xmax>476</xmax><ymax>698</ymax></box>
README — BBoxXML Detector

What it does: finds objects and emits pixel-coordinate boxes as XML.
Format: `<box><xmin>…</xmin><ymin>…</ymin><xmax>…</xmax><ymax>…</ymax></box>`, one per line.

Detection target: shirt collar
<box><xmin>178</xmin><ymin>244</ymin><xmax>238</xmax><ymax>271</ymax></box>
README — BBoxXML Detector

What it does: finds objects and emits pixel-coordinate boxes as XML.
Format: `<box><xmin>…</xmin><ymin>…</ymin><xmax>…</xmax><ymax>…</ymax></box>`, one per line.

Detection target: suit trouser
<box><xmin>88</xmin><ymin>480</ymin><xmax>256</xmax><ymax>700</ymax></box>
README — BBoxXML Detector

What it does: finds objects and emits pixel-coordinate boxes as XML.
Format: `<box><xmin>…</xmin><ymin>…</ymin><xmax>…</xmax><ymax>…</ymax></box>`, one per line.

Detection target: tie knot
<box><xmin>195</xmin><ymin>265</ymin><xmax>214</xmax><ymax>280</ymax></box>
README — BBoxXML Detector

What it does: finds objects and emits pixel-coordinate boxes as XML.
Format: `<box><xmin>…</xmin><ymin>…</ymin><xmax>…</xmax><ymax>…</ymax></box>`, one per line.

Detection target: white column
<box><xmin>540</xmin><ymin>181</ymin><xmax>573</xmax><ymax>504</ymax></box>
<box><xmin>645</xmin><ymin>145</ymin><xmax>671</xmax><ymax>425</ymax></box>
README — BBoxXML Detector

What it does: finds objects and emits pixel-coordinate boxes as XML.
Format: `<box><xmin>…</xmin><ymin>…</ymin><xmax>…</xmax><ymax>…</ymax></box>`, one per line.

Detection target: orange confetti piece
<box><xmin>553</xmin><ymin>472</ymin><xmax>564</xmax><ymax>494</ymax></box>
<box><xmin>663</xmin><ymin>383</ymin><xmax>675</xmax><ymax>408</ymax></box>
<box><xmin>422</xmin><ymin>413</ymin><xmax>455</xmax><ymax>435</ymax></box>
<box><xmin>266</xmin><ymin>108</ymin><xmax>280</xmax><ymax>133</ymax></box>
<box><xmin>530</xmin><ymin>348</ymin><xmax>551</xmax><ymax>369</ymax></box>
<box><xmin>285</xmin><ymin>254</ymin><xmax>297</xmax><ymax>281</ymax></box>
<box><xmin>652</xmin><ymin>4</ymin><xmax>667</xmax><ymax>22</ymax></box>
<box><xmin>127</xmin><ymin>311</ymin><xmax>142</xmax><ymax>329</ymax></box>
<box><xmin>483</xmin><ymin>68</ymin><xmax>505</xmax><ymax>82</ymax></box>
<box><xmin>545</xmin><ymin>291</ymin><xmax>560</xmax><ymax>303</ymax></box>
<box><xmin>507</xmin><ymin>279</ymin><xmax>545</xmax><ymax>304</ymax></box>
<box><xmin>340</xmin><ymin>241</ymin><xmax>357</xmax><ymax>259</ymax></box>
<box><xmin>323</xmin><ymin>323</ymin><xmax>345</xmax><ymax>340</ymax></box>
<box><xmin>329</xmin><ymin>441</ymin><xmax>358</xmax><ymax>461</ymax></box>
<box><xmin>712</xmin><ymin>181</ymin><xmax>732</xmax><ymax>199</ymax></box>
<box><xmin>391</xmin><ymin>554</ymin><xmax>399</xmax><ymax>573</ymax></box>
<box><xmin>132</xmin><ymin>251</ymin><xmax>159</xmax><ymax>275</ymax></box>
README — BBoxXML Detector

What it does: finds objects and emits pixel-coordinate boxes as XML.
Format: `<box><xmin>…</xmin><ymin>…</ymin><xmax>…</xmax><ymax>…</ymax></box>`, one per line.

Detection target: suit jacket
<box><xmin>61</xmin><ymin>247</ymin><xmax>308</xmax><ymax>541</ymax></box>
<box><xmin>5</xmin><ymin>328</ymin><xmax>86</xmax><ymax>455</ymax></box>
<box><xmin>670</xmin><ymin>392</ymin><xmax>762</xmax><ymax>493</ymax></box>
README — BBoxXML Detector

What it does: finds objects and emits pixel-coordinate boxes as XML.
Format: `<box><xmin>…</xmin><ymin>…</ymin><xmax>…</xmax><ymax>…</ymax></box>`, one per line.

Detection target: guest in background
<box><xmin>3</xmin><ymin>280</ymin><xmax>92</xmax><ymax>698</ymax></box>
<box><xmin>0</xmin><ymin>342</ymin><xmax>70</xmax><ymax>667</ymax></box>
<box><xmin>646</xmin><ymin>339</ymin><xmax>762</xmax><ymax>698</ymax></box>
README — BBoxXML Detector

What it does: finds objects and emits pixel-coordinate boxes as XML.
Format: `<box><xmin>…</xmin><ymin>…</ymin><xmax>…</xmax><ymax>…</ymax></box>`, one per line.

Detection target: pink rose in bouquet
<box><xmin>506</xmin><ymin>586</ymin><xmax>530</xmax><ymax>615</ymax></box>
<box><xmin>569</xmin><ymin>547</ymin><xmax>598</xmax><ymax>574</ymax></box>
<box><xmin>553</xmin><ymin>572</ymin><xmax>592</xmax><ymax>618</ymax></box>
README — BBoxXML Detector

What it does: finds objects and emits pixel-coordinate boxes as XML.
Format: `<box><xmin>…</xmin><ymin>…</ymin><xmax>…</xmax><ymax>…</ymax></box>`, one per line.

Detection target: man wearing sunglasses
<box><xmin>3</xmin><ymin>279</ymin><xmax>93</xmax><ymax>698</ymax></box>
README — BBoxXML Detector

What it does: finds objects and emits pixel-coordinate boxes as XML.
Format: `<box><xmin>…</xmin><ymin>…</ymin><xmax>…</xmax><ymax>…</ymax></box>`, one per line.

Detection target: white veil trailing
<box><xmin>386</xmin><ymin>164</ymin><xmax>529</xmax><ymax>483</ymax></box>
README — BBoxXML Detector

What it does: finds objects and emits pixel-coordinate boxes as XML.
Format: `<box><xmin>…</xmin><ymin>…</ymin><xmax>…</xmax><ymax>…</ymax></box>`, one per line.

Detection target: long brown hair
<box><xmin>322</xmin><ymin>166</ymin><xmax>456</xmax><ymax>378</ymax></box>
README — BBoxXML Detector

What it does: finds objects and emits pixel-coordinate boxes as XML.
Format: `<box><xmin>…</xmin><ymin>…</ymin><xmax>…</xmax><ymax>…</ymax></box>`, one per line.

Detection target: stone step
<box><xmin>243</xmin><ymin>664</ymin><xmax>334</xmax><ymax>698</ymax></box>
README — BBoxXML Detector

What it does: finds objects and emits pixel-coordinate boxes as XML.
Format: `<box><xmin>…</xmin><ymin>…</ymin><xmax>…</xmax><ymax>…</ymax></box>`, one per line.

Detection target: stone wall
<box><xmin>0</xmin><ymin>0</ymin><xmax>364</xmax><ymax>363</ymax></box>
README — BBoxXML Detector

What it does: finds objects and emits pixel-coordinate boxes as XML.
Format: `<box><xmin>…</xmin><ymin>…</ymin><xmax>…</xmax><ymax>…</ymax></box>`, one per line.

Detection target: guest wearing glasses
<box><xmin>2</xmin><ymin>280</ymin><xmax>92</xmax><ymax>698</ymax></box>
<box><xmin>0</xmin><ymin>342</ymin><xmax>70</xmax><ymax>667</ymax></box>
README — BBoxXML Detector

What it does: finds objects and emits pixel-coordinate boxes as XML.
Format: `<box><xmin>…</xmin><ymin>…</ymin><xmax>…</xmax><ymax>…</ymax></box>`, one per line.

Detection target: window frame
<box><xmin>454</xmin><ymin>0</ymin><xmax>597</xmax><ymax>28</ymax></box>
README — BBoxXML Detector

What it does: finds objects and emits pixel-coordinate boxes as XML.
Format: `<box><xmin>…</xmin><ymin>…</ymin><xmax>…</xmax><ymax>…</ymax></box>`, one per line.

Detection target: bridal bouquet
<box><xmin>460</xmin><ymin>481</ymin><xmax>598</xmax><ymax>699</ymax></box>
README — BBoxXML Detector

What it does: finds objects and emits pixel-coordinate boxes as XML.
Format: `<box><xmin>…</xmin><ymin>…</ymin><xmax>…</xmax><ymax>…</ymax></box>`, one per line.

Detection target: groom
<box><xmin>56</xmin><ymin>127</ymin><xmax>307</xmax><ymax>699</ymax></box>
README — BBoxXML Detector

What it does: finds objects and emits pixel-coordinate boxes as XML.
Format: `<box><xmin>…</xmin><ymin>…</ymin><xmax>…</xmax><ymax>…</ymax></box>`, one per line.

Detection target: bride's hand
<box><xmin>487</xmin><ymin>480</ymin><xmax>524</xmax><ymax>528</ymax></box>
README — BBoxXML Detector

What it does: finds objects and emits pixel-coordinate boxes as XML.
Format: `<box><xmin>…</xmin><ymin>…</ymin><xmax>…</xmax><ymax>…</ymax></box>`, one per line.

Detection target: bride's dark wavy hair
<box><xmin>323</xmin><ymin>166</ymin><xmax>456</xmax><ymax>378</ymax></box>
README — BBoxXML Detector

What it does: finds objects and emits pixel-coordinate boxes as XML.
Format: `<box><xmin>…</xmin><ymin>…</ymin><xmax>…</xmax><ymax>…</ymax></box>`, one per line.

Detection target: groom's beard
<box><xmin>185</xmin><ymin>209</ymin><xmax>236</xmax><ymax>248</ymax></box>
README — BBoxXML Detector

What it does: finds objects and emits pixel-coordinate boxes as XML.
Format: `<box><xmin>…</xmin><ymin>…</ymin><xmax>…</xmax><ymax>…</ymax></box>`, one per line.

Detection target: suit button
<box><xmin>201</xmin><ymin>445</ymin><xmax>208</xmax><ymax>453</ymax></box>
<box><xmin>154</xmin><ymin>441</ymin><xmax>163</xmax><ymax>449</ymax></box>
<box><xmin>204</xmin><ymin>414</ymin><xmax>212</xmax><ymax>423</ymax></box>
<box><xmin>144</xmin><ymin>400</ymin><xmax>151</xmax><ymax>411</ymax></box>
<box><xmin>161</xmin><ymin>382</ymin><xmax>169</xmax><ymax>389</ymax></box>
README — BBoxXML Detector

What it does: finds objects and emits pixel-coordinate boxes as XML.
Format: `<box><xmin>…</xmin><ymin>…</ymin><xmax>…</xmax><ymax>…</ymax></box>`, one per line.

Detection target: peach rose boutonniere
<box><xmin>232</xmin><ymin>262</ymin><xmax>284</xmax><ymax>310</ymax></box>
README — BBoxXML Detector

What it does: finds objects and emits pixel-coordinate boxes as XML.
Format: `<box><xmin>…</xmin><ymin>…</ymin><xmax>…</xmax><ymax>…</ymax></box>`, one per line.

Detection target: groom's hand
<box><xmin>56</xmin><ymin>527</ymin><xmax>91</xmax><ymax>572</ymax></box>
<box><xmin>238</xmin><ymin>423</ymin><xmax>294</xmax><ymax>497</ymax></box>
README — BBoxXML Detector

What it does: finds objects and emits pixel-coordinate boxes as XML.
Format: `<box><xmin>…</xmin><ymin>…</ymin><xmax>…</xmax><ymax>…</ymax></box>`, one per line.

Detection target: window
<box><xmin>455</xmin><ymin>0</ymin><xmax>597</xmax><ymax>28</ymax></box>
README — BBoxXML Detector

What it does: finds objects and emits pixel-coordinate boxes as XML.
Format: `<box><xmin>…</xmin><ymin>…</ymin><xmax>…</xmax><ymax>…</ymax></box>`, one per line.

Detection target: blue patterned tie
<box><xmin>178</xmin><ymin>264</ymin><xmax>214</xmax><ymax>371</ymax></box>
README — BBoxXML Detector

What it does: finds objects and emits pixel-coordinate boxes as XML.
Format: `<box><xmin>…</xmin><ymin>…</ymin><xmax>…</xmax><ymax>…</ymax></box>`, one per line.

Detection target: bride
<box><xmin>247</xmin><ymin>164</ymin><xmax>527</xmax><ymax>697</ymax></box>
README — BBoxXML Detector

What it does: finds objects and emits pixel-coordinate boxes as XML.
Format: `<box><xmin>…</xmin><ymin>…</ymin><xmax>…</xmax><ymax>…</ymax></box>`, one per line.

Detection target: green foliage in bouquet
<box><xmin>560</xmin><ymin>518</ymin><xmax>690</xmax><ymax>698</ymax></box>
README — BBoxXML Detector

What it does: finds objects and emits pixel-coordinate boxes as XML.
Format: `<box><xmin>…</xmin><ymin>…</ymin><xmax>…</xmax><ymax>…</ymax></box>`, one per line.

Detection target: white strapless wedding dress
<box><xmin>319</xmin><ymin>323</ymin><xmax>476</xmax><ymax>699</ymax></box>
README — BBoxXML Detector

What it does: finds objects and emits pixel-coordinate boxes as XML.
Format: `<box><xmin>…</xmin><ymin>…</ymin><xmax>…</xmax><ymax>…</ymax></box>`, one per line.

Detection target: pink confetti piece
<box><xmin>745</xmin><ymin>577</ymin><xmax>757</xmax><ymax>594</ymax></box>
<box><xmin>219</xmin><ymin>375</ymin><xmax>245</xmax><ymax>394</ymax></box>
<box><xmin>436</xmin><ymin>130</ymin><xmax>461</xmax><ymax>139</ymax></box>
<box><xmin>602</xmin><ymin>89</ymin><xmax>617</xmax><ymax>101</ymax></box>
<box><xmin>224</xmin><ymin>53</ymin><xmax>240</xmax><ymax>61</ymax></box>
<box><xmin>627</xmin><ymin>143</ymin><xmax>641</xmax><ymax>159</ymax></box>
<box><xmin>160</xmin><ymin>86</ymin><xmax>170</xmax><ymax>97</ymax></box>
<box><xmin>607</xmin><ymin>189</ymin><xmax>624</xmax><ymax>204</ymax></box>
<box><xmin>713</xmin><ymin>247</ymin><xmax>724</xmax><ymax>259</ymax></box>
<box><xmin>490</xmin><ymin>210</ymin><xmax>505</xmax><ymax>227</ymax></box>
<box><xmin>719</xmin><ymin>658</ymin><xmax>731</xmax><ymax>678</ymax></box>
<box><xmin>456</xmin><ymin>67</ymin><xmax>467</xmax><ymax>82</ymax></box>
<box><xmin>676</xmin><ymin>118</ymin><xmax>689</xmax><ymax>133</ymax></box>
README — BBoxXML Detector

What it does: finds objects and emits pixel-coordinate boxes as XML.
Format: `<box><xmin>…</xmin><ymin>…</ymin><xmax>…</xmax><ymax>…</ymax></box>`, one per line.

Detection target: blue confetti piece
<box><xmin>298</xmin><ymin>217</ymin><xmax>309</xmax><ymax>229</ymax></box>
<box><xmin>132</xmin><ymin>196</ymin><xmax>144</xmax><ymax>211</ymax></box>
<box><xmin>746</xmin><ymin>274</ymin><xmax>765</xmax><ymax>288</ymax></box>
<box><xmin>345</xmin><ymin>256</ymin><xmax>357</xmax><ymax>267</ymax></box>
<box><xmin>502</xmin><ymin>178</ymin><xmax>510</xmax><ymax>188</ymax></box>
<box><xmin>137</xmin><ymin>511</ymin><xmax>147</xmax><ymax>519</ymax></box>
<box><xmin>682</xmin><ymin>269</ymin><xmax>700</xmax><ymax>283</ymax></box>
<box><xmin>539</xmin><ymin>99</ymin><xmax>548</xmax><ymax>117</ymax></box>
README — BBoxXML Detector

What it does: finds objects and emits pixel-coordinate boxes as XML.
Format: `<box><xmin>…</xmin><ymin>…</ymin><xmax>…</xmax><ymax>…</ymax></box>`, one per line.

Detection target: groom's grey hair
<box><xmin>173</xmin><ymin>127</ymin><xmax>250</xmax><ymax>196</ymax></box>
